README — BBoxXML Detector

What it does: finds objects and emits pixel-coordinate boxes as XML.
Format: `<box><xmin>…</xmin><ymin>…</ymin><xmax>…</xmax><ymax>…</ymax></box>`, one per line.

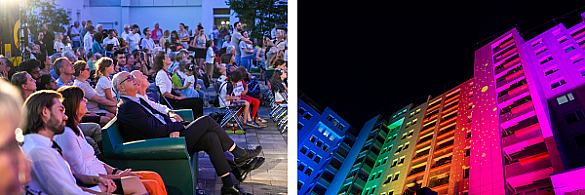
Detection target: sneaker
<box><xmin>256</xmin><ymin>117</ymin><xmax>268</xmax><ymax>124</ymax></box>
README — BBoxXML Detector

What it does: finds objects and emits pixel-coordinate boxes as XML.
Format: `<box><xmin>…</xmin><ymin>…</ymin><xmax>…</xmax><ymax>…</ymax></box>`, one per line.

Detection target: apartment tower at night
<box><xmin>299</xmin><ymin>11</ymin><xmax>585</xmax><ymax>195</ymax></box>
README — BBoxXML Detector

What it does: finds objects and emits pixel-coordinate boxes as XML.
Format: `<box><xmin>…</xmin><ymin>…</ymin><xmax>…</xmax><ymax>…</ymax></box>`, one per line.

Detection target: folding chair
<box><xmin>215</xmin><ymin>82</ymin><xmax>247</xmax><ymax>133</ymax></box>
<box><xmin>156</xmin><ymin>86</ymin><xmax>175</xmax><ymax>110</ymax></box>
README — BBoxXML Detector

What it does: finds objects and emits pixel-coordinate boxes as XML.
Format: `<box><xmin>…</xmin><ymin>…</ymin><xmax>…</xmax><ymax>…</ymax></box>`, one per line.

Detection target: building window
<box><xmin>574</xmin><ymin>133</ymin><xmax>585</xmax><ymax>147</ymax></box>
<box><xmin>303</xmin><ymin>113</ymin><xmax>313</xmax><ymax>120</ymax></box>
<box><xmin>564</xmin><ymin>110</ymin><xmax>585</xmax><ymax>124</ymax></box>
<box><xmin>314</xmin><ymin>156</ymin><xmax>321</xmax><ymax>164</ymax></box>
<box><xmin>465</xmin><ymin>148</ymin><xmax>471</xmax><ymax>157</ymax></box>
<box><xmin>557</xmin><ymin>92</ymin><xmax>575</xmax><ymax>105</ymax></box>
<box><xmin>309</xmin><ymin>135</ymin><xmax>316</xmax><ymax>143</ymax></box>
<box><xmin>408</xmin><ymin>130</ymin><xmax>414</xmax><ymax>137</ymax></box>
<box><xmin>304</xmin><ymin>168</ymin><xmax>313</xmax><ymax>176</ymax></box>
<box><xmin>467</xmin><ymin>132</ymin><xmax>472</xmax><ymax>139</ymax></box>
<box><xmin>300</xmin><ymin>147</ymin><xmax>308</xmax><ymax>154</ymax></box>
<box><xmin>298</xmin><ymin>123</ymin><xmax>304</xmax><ymax>130</ymax></box>
<box><xmin>298</xmin><ymin>181</ymin><xmax>303</xmax><ymax>190</ymax></box>
<box><xmin>316</xmin><ymin>141</ymin><xmax>322</xmax><ymax>147</ymax></box>
<box><xmin>395</xmin><ymin>145</ymin><xmax>402</xmax><ymax>153</ymax></box>
<box><xmin>298</xmin><ymin>108</ymin><xmax>306</xmax><ymax>116</ymax></box>
<box><xmin>404</xmin><ymin>142</ymin><xmax>410</xmax><ymax>150</ymax></box>
<box><xmin>398</xmin><ymin>156</ymin><xmax>405</xmax><ymax>165</ymax></box>
<box><xmin>322</xmin><ymin>145</ymin><xmax>329</xmax><ymax>152</ymax></box>
<box><xmin>565</xmin><ymin>46</ymin><xmax>576</xmax><ymax>53</ymax></box>
<box><xmin>391</xmin><ymin>159</ymin><xmax>398</xmax><ymax>167</ymax></box>
<box><xmin>338</xmin><ymin>124</ymin><xmax>345</xmax><ymax>131</ymax></box>
<box><xmin>332</xmin><ymin>120</ymin><xmax>339</xmax><ymax>127</ymax></box>
<box><xmin>464</xmin><ymin>168</ymin><xmax>470</xmax><ymax>178</ymax></box>
<box><xmin>402</xmin><ymin>133</ymin><xmax>407</xmax><ymax>140</ymax></box>
<box><xmin>298</xmin><ymin>163</ymin><xmax>305</xmax><ymax>171</ymax></box>
<box><xmin>326</xmin><ymin>115</ymin><xmax>333</xmax><ymax>122</ymax></box>
<box><xmin>392</xmin><ymin>172</ymin><xmax>400</xmax><ymax>181</ymax></box>
<box><xmin>383</xmin><ymin>174</ymin><xmax>392</xmax><ymax>184</ymax></box>
<box><xmin>307</xmin><ymin>151</ymin><xmax>315</xmax><ymax>159</ymax></box>
<box><xmin>544</xmin><ymin>66</ymin><xmax>559</xmax><ymax>76</ymax></box>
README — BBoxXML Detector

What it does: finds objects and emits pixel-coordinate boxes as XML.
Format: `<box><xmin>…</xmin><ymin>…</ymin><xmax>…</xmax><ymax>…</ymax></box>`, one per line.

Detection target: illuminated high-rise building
<box><xmin>300</xmin><ymin>11</ymin><xmax>585</xmax><ymax>195</ymax></box>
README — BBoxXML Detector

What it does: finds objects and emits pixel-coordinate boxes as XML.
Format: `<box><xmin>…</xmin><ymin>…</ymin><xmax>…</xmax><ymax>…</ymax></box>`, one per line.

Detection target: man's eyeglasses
<box><xmin>119</xmin><ymin>75</ymin><xmax>135</xmax><ymax>85</ymax></box>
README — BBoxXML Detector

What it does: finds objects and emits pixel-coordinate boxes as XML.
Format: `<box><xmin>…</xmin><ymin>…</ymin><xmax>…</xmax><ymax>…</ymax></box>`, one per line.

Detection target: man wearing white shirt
<box><xmin>120</xmin><ymin>24</ymin><xmax>131</xmax><ymax>41</ymax></box>
<box><xmin>125</xmin><ymin>24</ymin><xmax>141</xmax><ymax>52</ymax></box>
<box><xmin>140</xmin><ymin>27</ymin><xmax>155</xmax><ymax>51</ymax></box>
<box><xmin>70</xmin><ymin>21</ymin><xmax>82</xmax><ymax>48</ymax></box>
<box><xmin>83</xmin><ymin>25</ymin><xmax>96</xmax><ymax>54</ymax></box>
<box><xmin>131</xmin><ymin>70</ymin><xmax>183</xmax><ymax>122</ymax></box>
<box><xmin>21</xmin><ymin>91</ymin><xmax>115</xmax><ymax>194</ymax></box>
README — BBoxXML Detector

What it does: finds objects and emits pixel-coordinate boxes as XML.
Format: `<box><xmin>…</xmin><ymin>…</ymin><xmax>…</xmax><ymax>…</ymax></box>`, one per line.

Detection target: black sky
<box><xmin>298</xmin><ymin>0</ymin><xmax>585</xmax><ymax>128</ymax></box>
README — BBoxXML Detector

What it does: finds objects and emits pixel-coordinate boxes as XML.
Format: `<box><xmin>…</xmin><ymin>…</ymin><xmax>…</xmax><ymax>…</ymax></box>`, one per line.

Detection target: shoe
<box><xmin>237</xmin><ymin>157</ymin><xmax>265</xmax><ymax>182</ymax></box>
<box><xmin>257</xmin><ymin>123</ymin><xmax>267</xmax><ymax>128</ymax></box>
<box><xmin>244</xmin><ymin>121</ymin><xmax>261</xmax><ymax>128</ymax></box>
<box><xmin>256</xmin><ymin>118</ymin><xmax>268</xmax><ymax>124</ymax></box>
<box><xmin>221</xmin><ymin>185</ymin><xmax>252</xmax><ymax>195</ymax></box>
<box><xmin>234</xmin><ymin>146</ymin><xmax>262</xmax><ymax>166</ymax></box>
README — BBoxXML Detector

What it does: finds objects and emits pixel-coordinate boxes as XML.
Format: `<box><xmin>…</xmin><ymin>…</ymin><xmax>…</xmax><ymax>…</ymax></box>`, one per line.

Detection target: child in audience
<box><xmin>175</xmin><ymin>59</ymin><xmax>204</xmax><ymax>98</ymax></box>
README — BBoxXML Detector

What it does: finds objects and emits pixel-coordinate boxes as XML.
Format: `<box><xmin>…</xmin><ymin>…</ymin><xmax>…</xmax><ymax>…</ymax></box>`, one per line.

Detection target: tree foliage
<box><xmin>226</xmin><ymin>0</ymin><xmax>287</xmax><ymax>40</ymax></box>
<box><xmin>27</xmin><ymin>0</ymin><xmax>70</xmax><ymax>35</ymax></box>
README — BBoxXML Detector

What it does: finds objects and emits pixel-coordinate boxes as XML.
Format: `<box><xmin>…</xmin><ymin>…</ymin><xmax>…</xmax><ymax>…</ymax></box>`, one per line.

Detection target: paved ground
<box><xmin>195</xmin><ymin>79</ymin><xmax>288</xmax><ymax>195</ymax></box>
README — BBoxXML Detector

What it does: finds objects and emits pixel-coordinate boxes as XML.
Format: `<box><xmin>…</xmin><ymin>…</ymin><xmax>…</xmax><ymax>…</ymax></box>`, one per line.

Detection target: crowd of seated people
<box><xmin>0</xmin><ymin>19</ymin><xmax>287</xmax><ymax>195</ymax></box>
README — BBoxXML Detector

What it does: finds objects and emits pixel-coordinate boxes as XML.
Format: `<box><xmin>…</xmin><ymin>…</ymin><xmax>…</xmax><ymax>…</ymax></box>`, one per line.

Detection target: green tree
<box><xmin>226</xmin><ymin>0</ymin><xmax>287</xmax><ymax>40</ymax></box>
<box><xmin>27</xmin><ymin>0</ymin><xmax>70</xmax><ymax>36</ymax></box>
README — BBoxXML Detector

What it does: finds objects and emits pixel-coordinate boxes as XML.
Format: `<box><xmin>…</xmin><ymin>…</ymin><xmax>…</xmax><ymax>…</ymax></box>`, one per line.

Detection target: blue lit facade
<box><xmin>298</xmin><ymin>98</ymin><xmax>352</xmax><ymax>194</ymax></box>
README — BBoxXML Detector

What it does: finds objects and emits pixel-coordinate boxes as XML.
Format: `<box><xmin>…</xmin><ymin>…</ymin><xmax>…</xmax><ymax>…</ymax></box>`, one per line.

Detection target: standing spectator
<box><xmin>239</xmin><ymin>31</ymin><xmax>255</xmax><ymax>71</ymax></box>
<box><xmin>53</xmin><ymin>57</ymin><xmax>75</xmax><ymax>88</ymax></box>
<box><xmin>54</xmin><ymin>33</ymin><xmax>65</xmax><ymax>53</ymax></box>
<box><xmin>191</xmin><ymin>25</ymin><xmax>208</xmax><ymax>69</ymax></box>
<box><xmin>271</xmin><ymin>23</ymin><xmax>279</xmax><ymax>39</ymax></box>
<box><xmin>179</xmin><ymin>23</ymin><xmax>190</xmax><ymax>50</ymax></box>
<box><xmin>205</xmin><ymin>40</ymin><xmax>216</xmax><ymax>82</ymax></box>
<box><xmin>230</xmin><ymin>22</ymin><xmax>253</xmax><ymax>66</ymax></box>
<box><xmin>41</xmin><ymin>23</ymin><xmax>55</xmax><ymax>55</ymax></box>
<box><xmin>96</xmin><ymin>24</ymin><xmax>103</xmax><ymax>35</ymax></box>
<box><xmin>83</xmin><ymin>25</ymin><xmax>96</xmax><ymax>54</ymax></box>
<box><xmin>70</xmin><ymin>21</ymin><xmax>82</xmax><ymax>48</ymax></box>
<box><xmin>212</xmin><ymin>25</ymin><xmax>220</xmax><ymax>47</ymax></box>
<box><xmin>103</xmin><ymin>29</ymin><xmax>120</xmax><ymax>50</ymax></box>
<box><xmin>256</xmin><ymin>39</ymin><xmax>267</xmax><ymax>80</ymax></box>
<box><xmin>34</xmin><ymin>32</ymin><xmax>48</xmax><ymax>57</ymax></box>
<box><xmin>92</xmin><ymin>33</ymin><xmax>105</xmax><ymax>55</ymax></box>
<box><xmin>0</xmin><ymin>57</ymin><xmax>16</xmax><ymax>81</ymax></box>
<box><xmin>141</xmin><ymin>27</ymin><xmax>155</xmax><ymax>50</ymax></box>
<box><xmin>11</xmin><ymin>71</ymin><xmax>37</xmax><ymax>100</ymax></box>
<box><xmin>126</xmin><ymin>24</ymin><xmax>141</xmax><ymax>52</ymax></box>
<box><xmin>120</xmin><ymin>24</ymin><xmax>131</xmax><ymax>41</ymax></box>
<box><xmin>80</xmin><ymin>20</ymin><xmax>92</xmax><ymax>49</ymax></box>
<box><xmin>160</xmin><ymin>30</ymin><xmax>170</xmax><ymax>50</ymax></box>
<box><xmin>151</xmin><ymin>22</ymin><xmax>163</xmax><ymax>44</ymax></box>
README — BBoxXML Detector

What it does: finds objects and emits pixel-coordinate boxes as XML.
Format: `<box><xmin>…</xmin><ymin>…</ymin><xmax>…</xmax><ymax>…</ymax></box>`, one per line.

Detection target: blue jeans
<box><xmin>72</xmin><ymin>41</ymin><xmax>81</xmax><ymax>48</ymax></box>
<box><xmin>240</xmin><ymin>56</ymin><xmax>254</xmax><ymax>72</ymax></box>
<box><xmin>235</xmin><ymin>55</ymin><xmax>241</xmax><ymax>66</ymax></box>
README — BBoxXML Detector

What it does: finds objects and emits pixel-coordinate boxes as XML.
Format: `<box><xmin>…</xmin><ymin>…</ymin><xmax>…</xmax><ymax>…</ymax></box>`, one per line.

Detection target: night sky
<box><xmin>298</xmin><ymin>0</ymin><xmax>585</xmax><ymax>128</ymax></box>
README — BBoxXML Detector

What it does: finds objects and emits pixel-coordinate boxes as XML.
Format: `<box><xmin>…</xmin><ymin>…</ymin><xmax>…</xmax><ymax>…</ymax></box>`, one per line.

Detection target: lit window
<box><xmin>392</xmin><ymin>172</ymin><xmax>400</xmax><ymax>181</ymax></box>
<box><xmin>309</xmin><ymin>135</ymin><xmax>316</xmax><ymax>143</ymax></box>
<box><xmin>557</xmin><ymin>92</ymin><xmax>575</xmax><ymax>105</ymax></box>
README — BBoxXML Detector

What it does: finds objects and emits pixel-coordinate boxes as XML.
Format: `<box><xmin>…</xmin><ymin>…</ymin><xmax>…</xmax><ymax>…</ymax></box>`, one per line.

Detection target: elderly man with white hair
<box><xmin>120</xmin><ymin>24</ymin><xmax>131</xmax><ymax>41</ymax></box>
<box><xmin>113</xmin><ymin>71</ymin><xmax>261</xmax><ymax>195</ymax></box>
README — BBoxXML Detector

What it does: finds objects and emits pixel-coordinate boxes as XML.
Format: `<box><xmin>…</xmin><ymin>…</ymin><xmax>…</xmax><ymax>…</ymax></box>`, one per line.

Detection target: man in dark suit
<box><xmin>113</xmin><ymin>71</ymin><xmax>258</xmax><ymax>195</ymax></box>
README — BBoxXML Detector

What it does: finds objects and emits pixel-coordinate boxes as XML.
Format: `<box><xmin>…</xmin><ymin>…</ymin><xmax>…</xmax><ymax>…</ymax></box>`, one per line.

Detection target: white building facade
<box><xmin>54</xmin><ymin>0</ymin><xmax>236</xmax><ymax>39</ymax></box>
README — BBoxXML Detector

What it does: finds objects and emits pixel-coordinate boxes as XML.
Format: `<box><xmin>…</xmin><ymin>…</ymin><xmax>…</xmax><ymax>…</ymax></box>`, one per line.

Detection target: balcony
<box><xmin>417</xmin><ymin>134</ymin><xmax>434</xmax><ymax>146</ymax></box>
<box><xmin>408</xmin><ymin>165</ymin><xmax>427</xmax><ymax>177</ymax></box>
<box><xmin>413</xmin><ymin>149</ymin><xmax>430</xmax><ymax>161</ymax></box>
<box><xmin>505</xmin><ymin>152</ymin><xmax>553</xmax><ymax>188</ymax></box>
<box><xmin>428</xmin><ymin>174</ymin><xmax>450</xmax><ymax>189</ymax></box>
<box><xmin>502</xmin><ymin>123</ymin><xmax>542</xmax><ymax>155</ymax></box>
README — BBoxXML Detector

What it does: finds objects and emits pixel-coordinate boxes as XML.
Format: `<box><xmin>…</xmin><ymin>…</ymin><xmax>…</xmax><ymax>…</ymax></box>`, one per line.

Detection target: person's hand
<box><xmin>169</xmin><ymin>112</ymin><xmax>184</xmax><ymax>122</ymax></box>
<box><xmin>0</xmin><ymin>70</ymin><xmax>8</xmax><ymax>80</ymax></box>
<box><xmin>169</xmin><ymin>131</ymin><xmax>180</xmax><ymax>138</ymax></box>
<box><xmin>98</xmin><ymin>177</ymin><xmax>116</xmax><ymax>193</ymax></box>
<box><xmin>105</xmin><ymin>113</ymin><xmax>115</xmax><ymax>119</ymax></box>
<box><xmin>116</xmin><ymin>169</ymin><xmax>142</xmax><ymax>178</ymax></box>
<box><xmin>99</xmin><ymin>116</ymin><xmax>112</xmax><ymax>124</ymax></box>
<box><xmin>86</xmin><ymin>112</ymin><xmax>98</xmax><ymax>116</ymax></box>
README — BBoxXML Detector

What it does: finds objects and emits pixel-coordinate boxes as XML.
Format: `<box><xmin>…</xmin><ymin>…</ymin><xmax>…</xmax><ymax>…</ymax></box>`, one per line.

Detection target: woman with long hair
<box><xmin>269</xmin><ymin>69</ymin><xmax>287</xmax><ymax>104</ymax></box>
<box><xmin>54</xmin><ymin>86</ymin><xmax>168</xmax><ymax>195</ymax></box>
<box><xmin>92</xmin><ymin>33</ymin><xmax>105</xmax><ymax>55</ymax></box>
<box><xmin>190</xmin><ymin>25</ymin><xmax>208</xmax><ymax>69</ymax></box>
<box><xmin>153</xmin><ymin>51</ymin><xmax>204</xmax><ymax>118</ymax></box>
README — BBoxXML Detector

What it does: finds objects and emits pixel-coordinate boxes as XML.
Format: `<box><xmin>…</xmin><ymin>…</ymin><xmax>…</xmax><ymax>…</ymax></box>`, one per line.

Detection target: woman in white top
<box><xmin>94</xmin><ymin>57</ymin><xmax>118</xmax><ymax>112</ymax></box>
<box><xmin>204</xmin><ymin>40</ymin><xmax>216</xmax><ymax>82</ymax></box>
<box><xmin>54</xmin><ymin>32</ymin><xmax>65</xmax><ymax>53</ymax></box>
<box><xmin>54</xmin><ymin>86</ymin><xmax>169</xmax><ymax>195</ymax></box>
<box><xmin>153</xmin><ymin>51</ymin><xmax>204</xmax><ymax>118</ymax></box>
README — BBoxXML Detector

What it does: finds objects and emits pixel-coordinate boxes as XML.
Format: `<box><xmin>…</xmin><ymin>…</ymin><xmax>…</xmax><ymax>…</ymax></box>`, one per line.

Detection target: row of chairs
<box><xmin>267</xmin><ymin>81</ymin><xmax>288</xmax><ymax>134</ymax></box>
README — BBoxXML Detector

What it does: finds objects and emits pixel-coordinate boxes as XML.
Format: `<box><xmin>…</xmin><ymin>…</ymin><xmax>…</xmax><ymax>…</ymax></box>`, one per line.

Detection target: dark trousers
<box><xmin>181</xmin><ymin>116</ymin><xmax>234</xmax><ymax>176</ymax></box>
<box><xmin>168</xmin><ymin>97</ymin><xmax>204</xmax><ymax>118</ymax></box>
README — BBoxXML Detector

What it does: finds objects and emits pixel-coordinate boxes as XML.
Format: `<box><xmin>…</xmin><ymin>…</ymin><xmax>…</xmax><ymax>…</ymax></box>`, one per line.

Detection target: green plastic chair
<box><xmin>102</xmin><ymin>109</ymin><xmax>197</xmax><ymax>195</ymax></box>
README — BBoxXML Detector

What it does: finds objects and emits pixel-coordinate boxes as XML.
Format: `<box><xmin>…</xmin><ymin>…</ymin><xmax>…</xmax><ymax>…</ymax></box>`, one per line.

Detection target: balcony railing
<box><xmin>413</xmin><ymin>149</ymin><xmax>430</xmax><ymax>160</ymax></box>
<box><xmin>428</xmin><ymin>175</ymin><xmax>450</xmax><ymax>188</ymax></box>
<box><xmin>409</xmin><ymin>165</ymin><xmax>427</xmax><ymax>176</ymax></box>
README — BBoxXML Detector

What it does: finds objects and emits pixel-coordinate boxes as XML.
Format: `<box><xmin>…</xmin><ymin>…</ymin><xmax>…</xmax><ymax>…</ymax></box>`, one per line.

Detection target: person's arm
<box><xmin>156</xmin><ymin>73</ymin><xmax>185</xmax><ymax>100</ymax></box>
<box><xmin>240</xmin><ymin>37</ymin><xmax>253</xmax><ymax>44</ymax></box>
<box><xmin>89</xmin><ymin>94</ymin><xmax>117</xmax><ymax>107</ymax></box>
<box><xmin>175</xmin><ymin>81</ymin><xmax>190</xmax><ymax>90</ymax></box>
<box><xmin>256</xmin><ymin>48</ymin><xmax>262</xmax><ymax>60</ymax></box>
<box><xmin>27</xmin><ymin>148</ymin><xmax>96</xmax><ymax>195</ymax></box>
<box><xmin>53</xmin><ymin>129</ymin><xmax>87</xmax><ymax>179</ymax></box>
<box><xmin>241</xmin><ymin>82</ymin><xmax>249</xmax><ymax>96</ymax></box>
<box><xmin>118</xmin><ymin>100</ymin><xmax>184</xmax><ymax>137</ymax></box>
